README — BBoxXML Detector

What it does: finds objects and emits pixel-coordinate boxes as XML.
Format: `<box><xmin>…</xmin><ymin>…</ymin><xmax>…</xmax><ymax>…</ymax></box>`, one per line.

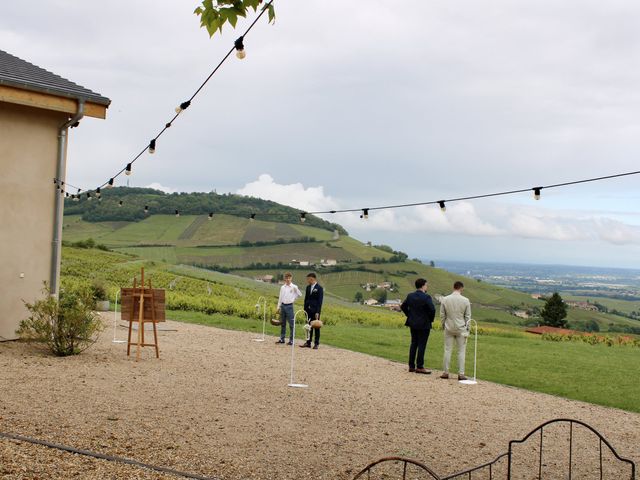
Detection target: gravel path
<box><xmin>1</xmin><ymin>316</ymin><xmax>638</xmax><ymax>479</ymax></box>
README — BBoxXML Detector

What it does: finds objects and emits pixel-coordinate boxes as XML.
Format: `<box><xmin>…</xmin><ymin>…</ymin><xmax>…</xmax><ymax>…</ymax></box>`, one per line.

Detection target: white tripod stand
<box><xmin>288</xmin><ymin>310</ymin><xmax>309</xmax><ymax>388</ymax></box>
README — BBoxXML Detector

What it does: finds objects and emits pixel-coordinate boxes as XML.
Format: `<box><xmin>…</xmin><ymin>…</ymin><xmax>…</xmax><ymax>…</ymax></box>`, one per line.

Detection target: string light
<box><xmin>96</xmin><ymin>188</ymin><xmax>101</xmax><ymax>198</ymax></box>
<box><xmin>61</xmin><ymin>2</ymin><xmax>274</xmax><ymax>197</ymax></box>
<box><xmin>108</xmin><ymin>178</ymin><xmax>114</xmax><ymax>188</ymax></box>
<box><xmin>208</xmin><ymin>212</ymin><xmax>213</xmax><ymax>220</ymax></box>
<box><xmin>118</xmin><ymin>200</ymin><xmax>123</xmax><ymax>207</ymax></box>
<box><xmin>87</xmin><ymin>192</ymin><xmax>92</xmax><ymax>201</ymax></box>
<box><xmin>175</xmin><ymin>101</ymin><xmax>191</xmax><ymax>114</ymax></box>
<box><xmin>144</xmin><ymin>205</ymin><xmax>149</xmax><ymax>214</ymax></box>
<box><xmin>250</xmin><ymin>213</ymin><xmax>256</xmax><ymax>221</ymax></box>
<box><xmin>175</xmin><ymin>209</ymin><xmax>180</xmax><ymax>217</ymax></box>
<box><xmin>439</xmin><ymin>200</ymin><xmax>446</xmax><ymax>212</ymax></box>
<box><xmin>149</xmin><ymin>139</ymin><xmax>156</xmax><ymax>154</ymax></box>
<box><xmin>300</xmin><ymin>212</ymin><xmax>306</xmax><ymax>223</ymax></box>
<box><xmin>234</xmin><ymin>36</ymin><xmax>246</xmax><ymax>59</ymax></box>
<box><xmin>533</xmin><ymin>187</ymin><xmax>542</xmax><ymax>200</ymax></box>
<box><xmin>360</xmin><ymin>208</ymin><xmax>369</xmax><ymax>220</ymax></box>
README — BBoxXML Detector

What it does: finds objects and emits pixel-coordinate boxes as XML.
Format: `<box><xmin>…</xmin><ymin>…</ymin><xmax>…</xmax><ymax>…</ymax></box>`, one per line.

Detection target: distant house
<box><xmin>255</xmin><ymin>275</ymin><xmax>274</xmax><ymax>283</ymax></box>
<box><xmin>363</xmin><ymin>298</ymin><xmax>379</xmax><ymax>306</ymax></box>
<box><xmin>513</xmin><ymin>310</ymin><xmax>530</xmax><ymax>319</ymax></box>
<box><xmin>531</xmin><ymin>294</ymin><xmax>543</xmax><ymax>300</ymax></box>
<box><xmin>321</xmin><ymin>259</ymin><xmax>337</xmax><ymax>267</ymax></box>
<box><xmin>566</xmin><ymin>301</ymin><xmax>599</xmax><ymax>312</ymax></box>
<box><xmin>0</xmin><ymin>50</ymin><xmax>110</xmax><ymax>341</ymax></box>
<box><xmin>382</xmin><ymin>299</ymin><xmax>403</xmax><ymax>312</ymax></box>
<box><xmin>378</xmin><ymin>281</ymin><xmax>392</xmax><ymax>290</ymax></box>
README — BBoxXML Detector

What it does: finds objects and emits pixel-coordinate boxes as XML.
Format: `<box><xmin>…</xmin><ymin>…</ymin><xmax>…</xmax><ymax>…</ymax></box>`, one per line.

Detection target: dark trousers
<box><xmin>409</xmin><ymin>328</ymin><xmax>430</xmax><ymax>369</ymax></box>
<box><xmin>305</xmin><ymin>310</ymin><xmax>320</xmax><ymax>345</ymax></box>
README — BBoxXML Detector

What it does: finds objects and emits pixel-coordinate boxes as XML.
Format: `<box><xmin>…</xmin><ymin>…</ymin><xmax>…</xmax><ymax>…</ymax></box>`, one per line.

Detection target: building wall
<box><xmin>0</xmin><ymin>102</ymin><xmax>69</xmax><ymax>340</ymax></box>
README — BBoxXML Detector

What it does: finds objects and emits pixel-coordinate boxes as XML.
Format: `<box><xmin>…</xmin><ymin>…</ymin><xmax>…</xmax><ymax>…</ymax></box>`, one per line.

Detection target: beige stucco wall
<box><xmin>0</xmin><ymin>102</ymin><xmax>69</xmax><ymax>340</ymax></box>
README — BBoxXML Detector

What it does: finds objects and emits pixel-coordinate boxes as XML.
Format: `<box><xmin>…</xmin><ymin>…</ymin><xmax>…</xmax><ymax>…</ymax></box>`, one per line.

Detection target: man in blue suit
<box><xmin>401</xmin><ymin>278</ymin><xmax>436</xmax><ymax>374</ymax></box>
<box><xmin>301</xmin><ymin>272</ymin><xmax>324</xmax><ymax>349</ymax></box>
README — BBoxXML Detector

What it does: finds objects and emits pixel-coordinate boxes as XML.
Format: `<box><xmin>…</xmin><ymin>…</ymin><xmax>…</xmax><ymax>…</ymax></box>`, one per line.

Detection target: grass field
<box><xmin>169</xmin><ymin>309</ymin><xmax>640</xmax><ymax>413</ymax></box>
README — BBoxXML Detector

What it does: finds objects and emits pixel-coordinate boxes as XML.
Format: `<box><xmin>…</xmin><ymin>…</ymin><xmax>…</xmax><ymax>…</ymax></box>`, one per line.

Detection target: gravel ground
<box><xmin>1</xmin><ymin>315</ymin><xmax>638</xmax><ymax>479</ymax></box>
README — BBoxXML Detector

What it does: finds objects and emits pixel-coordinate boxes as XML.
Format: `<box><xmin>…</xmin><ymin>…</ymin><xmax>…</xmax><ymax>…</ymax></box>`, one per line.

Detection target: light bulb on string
<box><xmin>149</xmin><ymin>139</ymin><xmax>156</xmax><ymax>154</ymax></box>
<box><xmin>300</xmin><ymin>212</ymin><xmax>306</xmax><ymax>223</ymax></box>
<box><xmin>175</xmin><ymin>209</ymin><xmax>180</xmax><ymax>217</ymax></box>
<box><xmin>175</xmin><ymin>101</ymin><xmax>191</xmax><ymax>114</ymax></box>
<box><xmin>87</xmin><ymin>192</ymin><xmax>92</xmax><ymax>201</ymax></box>
<box><xmin>118</xmin><ymin>200</ymin><xmax>123</xmax><ymax>207</ymax></box>
<box><xmin>107</xmin><ymin>178</ymin><xmax>114</xmax><ymax>188</ymax></box>
<box><xmin>96</xmin><ymin>188</ymin><xmax>101</xmax><ymax>198</ymax></box>
<box><xmin>533</xmin><ymin>187</ymin><xmax>542</xmax><ymax>200</ymax></box>
<box><xmin>439</xmin><ymin>201</ymin><xmax>446</xmax><ymax>212</ymax></box>
<box><xmin>250</xmin><ymin>213</ymin><xmax>256</xmax><ymax>222</ymax></box>
<box><xmin>360</xmin><ymin>208</ymin><xmax>369</xmax><ymax>220</ymax></box>
<box><xmin>208</xmin><ymin>213</ymin><xmax>213</xmax><ymax>220</ymax></box>
<box><xmin>125</xmin><ymin>163</ymin><xmax>132</xmax><ymax>176</ymax></box>
<box><xmin>234</xmin><ymin>36</ymin><xmax>246</xmax><ymax>59</ymax></box>
<box><xmin>144</xmin><ymin>205</ymin><xmax>149</xmax><ymax>214</ymax></box>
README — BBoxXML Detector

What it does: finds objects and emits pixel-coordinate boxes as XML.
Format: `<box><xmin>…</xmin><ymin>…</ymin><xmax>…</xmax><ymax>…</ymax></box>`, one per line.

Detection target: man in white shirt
<box><xmin>276</xmin><ymin>272</ymin><xmax>302</xmax><ymax>345</ymax></box>
<box><xmin>439</xmin><ymin>281</ymin><xmax>472</xmax><ymax>381</ymax></box>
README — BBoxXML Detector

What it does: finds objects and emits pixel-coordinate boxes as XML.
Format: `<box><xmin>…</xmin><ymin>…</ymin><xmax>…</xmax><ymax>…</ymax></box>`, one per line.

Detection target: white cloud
<box><xmin>146</xmin><ymin>183</ymin><xmax>176</xmax><ymax>194</ymax></box>
<box><xmin>236</xmin><ymin>174</ymin><xmax>339</xmax><ymax>212</ymax></box>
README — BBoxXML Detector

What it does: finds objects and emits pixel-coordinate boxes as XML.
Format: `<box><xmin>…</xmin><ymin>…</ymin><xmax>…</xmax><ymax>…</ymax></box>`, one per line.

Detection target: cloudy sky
<box><xmin>3</xmin><ymin>1</ymin><xmax>640</xmax><ymax>268</ymax></box>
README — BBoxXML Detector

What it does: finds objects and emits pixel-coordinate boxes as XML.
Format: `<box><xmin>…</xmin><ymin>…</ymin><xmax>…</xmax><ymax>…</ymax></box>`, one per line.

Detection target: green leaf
<box><xmin>267</xmin><ymin>4</ymin><xmax>275</xmax><ymax>23</ymax></box>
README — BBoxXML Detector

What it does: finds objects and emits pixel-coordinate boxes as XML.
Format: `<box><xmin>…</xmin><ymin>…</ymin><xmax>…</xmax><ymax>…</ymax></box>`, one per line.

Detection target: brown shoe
<box><xmin>415</xmin><ymin>368</ymin><xmax>432</xmax><ymax>375</ymax></box>
<box><xmin>409</xmin><ymin>367</ymin><xmax>416</xmax><ymax>373</ymax></box>
<box><xmin>439</xmin><ymin>373</ymin><xmax>449</xmax><ymax>379</ymax></box>
<box><xmin>458</xmin><ymin>374</ymin><xmax>468</xmax><ymax>381</ymax></box>
<box><xmin>299</xmin><ymin>343</ymin><xmax>311</xmax><ymax>348</ymax></box>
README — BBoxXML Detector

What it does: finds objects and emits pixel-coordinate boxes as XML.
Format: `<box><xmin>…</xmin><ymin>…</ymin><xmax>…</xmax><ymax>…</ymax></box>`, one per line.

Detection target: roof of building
<box><xmin>0</xmin><ymin>50</ymin><xmax>110</xmax><ymax>106</ymax></box>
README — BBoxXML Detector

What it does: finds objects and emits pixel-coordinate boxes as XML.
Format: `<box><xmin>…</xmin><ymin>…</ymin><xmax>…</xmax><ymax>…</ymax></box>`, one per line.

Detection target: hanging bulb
<box><xmin>108</xmin><ymin>178</ymin><xmax>114</xmax><ymax>188</ymax></box>
<box><xmin>118</xmin><ymin>200</ymin><xmax>123</xmax><ymax>207</ymax></box>
<box><xmin>175</xmin><ymin>209</ymin><xmax>180</xmax><ymax>217</ymax></box>
<box><xmin>250</xmin><ymin>213</ymin><xmax>256</xmax><ymax>222</ymax></box>
<box><xmin>96</xmin><ymin>187</ymin><xmax>101</xmax><ymax>198</ymax></box>
<box><xmin>208</xmin><ymin>212</ymin><xmax>213</xmax><ymax>220</ymax></box>
<box><xmin>360</xmin><ymin>208</ymin><xmax>369</xmax><ymax>220</ymax></box>
<box><xmin>439</xmin><ymin>201</ymin><xmax>446</xmax><ymax>212</ymax></box>
<box><xmin>98</xmin><ymin>196</ymin><xmax>102</xmax><ymax>202</ymax></box>
<box><xmin>533</xmin><ymin>187</ymin><xmax>542</xmax><ymax>200</ymax></box>
<box><xmin>65</xmin><ymin>192</ymin><xmax>69</xmax><ymax>198</ymax></box>
<box><xmin>149</xmin><ymin>139</ymin><xmax>156</xmax><ymax>154</ymax></box>
<box><xmin>125</xmin><ymin>163</ymin><xmax>132</xmax><ymax>176</ymax></box>
<box><xmin>175</xmin><ymin>100</ymin><xmax>191</xmax><ymax>114</ymax></box>
<box><xmin>144</xmin><ymin>205</ymin><xmax>149</xmax><ymax>214</ymax></box>
<box><xmin>87</xmin><ymin>192</ymin><xmax>92</xmax><ymax>201</ymax></box>
<box><xmin>234</xmin><ymin>36</ymin><xmax>246</xmax><ymax>59</ymax></box>
<box><xmin>300</xmin><ymin>212</ymin><xmax>306</xmax><ymax>223</ymax></box>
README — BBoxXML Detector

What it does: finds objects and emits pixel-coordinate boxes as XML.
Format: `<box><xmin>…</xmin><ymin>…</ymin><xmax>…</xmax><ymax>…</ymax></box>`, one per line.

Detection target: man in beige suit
<box><xmin>439</xmin><ymin>281</ymin><xmax>471</xmax><ymax>380</ymax></box>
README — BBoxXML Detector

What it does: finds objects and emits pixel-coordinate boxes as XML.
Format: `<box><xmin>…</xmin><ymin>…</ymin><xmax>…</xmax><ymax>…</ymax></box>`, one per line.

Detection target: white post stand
<box><xmin>288</xmin><ymin>310</ymin><xmax>309</xmax><ymax>388</ymax></box>
<box><xmin>112</xmin><ymin>290</ymin><xmax>126</xmax><ymax>344</ymax></box>
<box><xmin>459</xmin><ymin>319</ymin><xmax>478</xmax><ymax>385</ymax></box>
<box><xmin>253</xmin><ymin>296</ymin><xmax>267</xmax><ymax>342</ymax></box>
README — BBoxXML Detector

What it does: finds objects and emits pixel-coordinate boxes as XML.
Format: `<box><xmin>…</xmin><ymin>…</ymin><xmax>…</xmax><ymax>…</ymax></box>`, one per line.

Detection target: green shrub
<box><xmin>17</xmin><ymin>285</ymin><xmax>103</xmax><ymax>356</ymax></box>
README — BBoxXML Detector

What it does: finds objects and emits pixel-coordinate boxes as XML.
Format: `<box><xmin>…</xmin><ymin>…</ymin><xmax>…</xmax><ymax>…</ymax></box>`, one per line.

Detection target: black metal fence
<box><xmin>352</xmin><ymin>418</ymin><xmax>636</xmax><ymax>480</ymax></box>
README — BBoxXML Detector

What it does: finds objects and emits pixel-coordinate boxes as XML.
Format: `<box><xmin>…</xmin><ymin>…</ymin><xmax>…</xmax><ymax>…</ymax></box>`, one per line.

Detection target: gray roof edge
<box><xmin>0</xmin><ymin>77</ymin><xmax>111</xmax><ymax>106</ymax></box>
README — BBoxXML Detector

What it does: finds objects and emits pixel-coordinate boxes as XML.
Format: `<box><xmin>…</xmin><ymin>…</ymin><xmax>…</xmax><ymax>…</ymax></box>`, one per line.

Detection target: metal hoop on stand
<box><xmin>253</xmin><ymin>296</ymin><xmax>267</xmax><ymax>342</ymax></box>
<box><xmin>112</xmin><ymin>289</ymin><xmax>126</xmax><ymax>344</ymax></box>
<box><xmin>288</xmin><ymin>310</ymin><xmax>309</xmax><ymax>388</ymax></box>
<box><xmin>459</xmin><ymin>319</ymin><xmax>478</xmax><ymax>385</ymax></box>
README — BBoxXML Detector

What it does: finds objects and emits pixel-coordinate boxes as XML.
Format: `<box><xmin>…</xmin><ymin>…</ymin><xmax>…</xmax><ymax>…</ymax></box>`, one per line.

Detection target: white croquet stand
<box><xmin>288</xmin><ymin>310</ymin><xmax>309</xmax><ymax>388</ymax></box>
<box><xmin>458</xmin><ymin>319</ymin><xmax>478</xmax><ymax>385</ymax></box>
<box><xmin>111</xmin><ymin>291</ymin><xmax>126</xmax><ymax>344</ymax></box>
<box><xmin>253</xmin><ymin>296</ymin><xmax>267</xmax><ymax>342</ymax></box>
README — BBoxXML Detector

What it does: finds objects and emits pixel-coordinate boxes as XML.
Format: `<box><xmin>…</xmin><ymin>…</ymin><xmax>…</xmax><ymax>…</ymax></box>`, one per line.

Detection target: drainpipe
<box><xmin>50</xmin><ymin>100</ymin><xmax>85</xmax><ymax>296</ymax></box>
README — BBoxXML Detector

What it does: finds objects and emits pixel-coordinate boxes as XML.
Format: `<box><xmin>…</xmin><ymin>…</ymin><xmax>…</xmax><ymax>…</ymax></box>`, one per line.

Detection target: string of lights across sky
<box><xmin>53</xmin><ymin>0</ymin><xmax>640</xmax><ymax>223</ymax></box>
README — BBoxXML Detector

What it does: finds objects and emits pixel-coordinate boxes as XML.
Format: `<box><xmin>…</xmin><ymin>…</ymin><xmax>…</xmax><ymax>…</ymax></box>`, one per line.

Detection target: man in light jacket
<box><xmin>439</xmin><ymin>281</ymin><xmax>472</xmax><ymax>380</ymax></box>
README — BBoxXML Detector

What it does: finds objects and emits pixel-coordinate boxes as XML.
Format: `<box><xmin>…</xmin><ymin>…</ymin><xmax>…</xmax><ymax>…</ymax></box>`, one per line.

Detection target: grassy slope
<box><xmin>59</xmin><ymin>246</ymin><xmax>640</xmax><ymax>412</ymax></box>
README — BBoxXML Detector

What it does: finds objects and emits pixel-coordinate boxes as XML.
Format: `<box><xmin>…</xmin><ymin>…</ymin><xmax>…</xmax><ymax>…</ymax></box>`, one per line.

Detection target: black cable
<box><xmin>68</xmin><ymin>1</ymin><xmax>274</xmax><ymax>195</ymax></box>
<box><xmin>0</xmin><ymin>431</ymin><xmax>216</xmax><ymax>480</ymax></box>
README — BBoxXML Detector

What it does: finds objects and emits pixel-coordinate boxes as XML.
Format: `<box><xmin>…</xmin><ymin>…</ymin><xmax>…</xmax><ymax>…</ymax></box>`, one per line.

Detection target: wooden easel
<box><xmin>124</xmin><ymin>268</ymin><xmax>160</xmax><ymax>360</ymax></box>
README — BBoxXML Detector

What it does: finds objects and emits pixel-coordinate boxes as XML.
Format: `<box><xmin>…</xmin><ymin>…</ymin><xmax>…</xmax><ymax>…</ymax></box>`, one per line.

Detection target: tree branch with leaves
<box><xmin>194</xmin><ymin>0</ymin><xmax>275</xmax><ymax>37</ymax></box>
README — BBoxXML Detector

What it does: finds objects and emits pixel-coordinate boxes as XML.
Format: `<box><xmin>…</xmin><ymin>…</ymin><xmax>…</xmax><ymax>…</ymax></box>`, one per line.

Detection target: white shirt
<box><xmin>278</xmin><ymin>282</ymin><xmax>302</xmax><ymax>309</ymax></box>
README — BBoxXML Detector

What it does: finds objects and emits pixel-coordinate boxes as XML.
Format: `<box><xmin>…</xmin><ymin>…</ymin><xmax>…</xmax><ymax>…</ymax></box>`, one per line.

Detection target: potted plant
<box><xmin>91</xmin><ymin>280</ymin><xmax>110</xmax><ymax>311</ymax></box>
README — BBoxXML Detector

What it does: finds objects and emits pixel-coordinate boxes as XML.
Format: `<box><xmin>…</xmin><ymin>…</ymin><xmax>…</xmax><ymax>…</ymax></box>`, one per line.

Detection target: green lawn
<box><xmin>169</xmin><ymin>310</ymin><xmax>640</xmax><ymax>413</ymax></box>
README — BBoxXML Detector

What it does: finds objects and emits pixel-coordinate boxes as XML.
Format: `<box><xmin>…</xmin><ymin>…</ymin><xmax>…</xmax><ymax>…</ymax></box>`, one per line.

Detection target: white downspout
<box><xmin>50</xmin><ymin>100</ymin><xmax>85</xmax><ymax>296</ymax></box>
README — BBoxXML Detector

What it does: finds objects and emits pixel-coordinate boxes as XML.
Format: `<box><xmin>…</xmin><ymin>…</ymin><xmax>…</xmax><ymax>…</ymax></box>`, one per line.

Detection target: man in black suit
<box><xmin>301</xmin><ymin>272</ymin><xmax>324</xmax><ymax>349</ymax></box>
<box><xmin>401</xmin><ymin>278</ymin><xmax>436</xmax><ymax>374</ymax></box>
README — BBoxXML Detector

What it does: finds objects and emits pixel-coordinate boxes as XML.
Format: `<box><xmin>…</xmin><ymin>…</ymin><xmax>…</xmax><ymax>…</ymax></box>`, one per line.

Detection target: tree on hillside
<box><xmin>540</xmin><ymin>292</ymin><xmax>568</xmax><ymax>328</ymax></box>
<box><xmin>354</xmin><ymin>292</ymin><xmax>364</xmax><ymax>304</ymax></box>
<box><xmin>372</xmin><ymin>288</ymin><xmax>388</xmax><ymax>304</ymax></box>
<box><xmin>429</xmin><ymin>260</ymin><xmax>435</xmax><ymax>267</ymax></box>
